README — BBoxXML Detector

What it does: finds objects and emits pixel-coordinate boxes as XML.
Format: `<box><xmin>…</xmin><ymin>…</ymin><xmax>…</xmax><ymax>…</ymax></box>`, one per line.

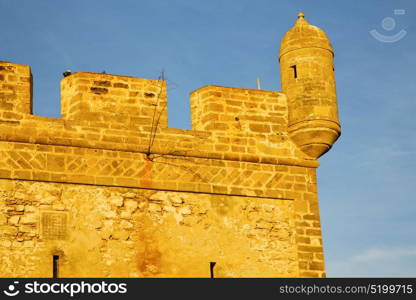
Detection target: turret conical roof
<box><xmin>279</xmin><ymin>12</ymin><xmax>333</xmax><ymax>59</ymax></box>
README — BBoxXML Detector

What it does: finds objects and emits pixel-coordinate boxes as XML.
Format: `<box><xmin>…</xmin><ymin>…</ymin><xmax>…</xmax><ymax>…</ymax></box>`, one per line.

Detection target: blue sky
<box><xmin>1</xmin><ymin>0</ymin><xmax>415</xmax><ymax>277</ymax></box>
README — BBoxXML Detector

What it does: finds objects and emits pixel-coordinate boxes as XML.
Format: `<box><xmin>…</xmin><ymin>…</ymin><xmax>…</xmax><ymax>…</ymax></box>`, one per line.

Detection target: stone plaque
<box><xmin>41</xmin><ymin>212</ymin><xmax>68</xmax><ymax>240</ymax></box>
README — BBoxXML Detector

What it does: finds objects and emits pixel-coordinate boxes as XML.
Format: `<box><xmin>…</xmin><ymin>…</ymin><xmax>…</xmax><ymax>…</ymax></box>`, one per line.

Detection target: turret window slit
<box><xmin>290</xmin><ymin>65</ymin><xmax>297</xmax><ymax>78</ymax></box>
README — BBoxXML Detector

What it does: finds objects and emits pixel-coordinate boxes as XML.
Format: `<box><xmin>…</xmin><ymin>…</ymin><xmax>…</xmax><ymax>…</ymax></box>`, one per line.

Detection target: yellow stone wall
<box><xmin>0</xmin><ymin>14</ymin><xmax>339</xmax><ymax>278</ymax></box>
<box><xmin>0</xmin><ymin>180</ymin><xmax>300</xmax><ymax>277</ymax></box>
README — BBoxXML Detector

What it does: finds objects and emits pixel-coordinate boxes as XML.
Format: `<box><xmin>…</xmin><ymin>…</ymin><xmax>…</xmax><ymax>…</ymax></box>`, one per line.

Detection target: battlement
<box><xmin>0</xmin><ymin>61</ymin><xmax>291</xmax><ymax>137</ymax></box>
<box><xmin>0</xmin><ymin>59</ymin><xmax>320</xmax><ymax>197</ymax></box>
<box><xmin>0</xmin><ymin>54</ymin><xmax>340</xmax><ymax>162</ymax></box>
<box><xmin>0</xmin><ymin>60</ymin><xmax>307</xmax><ymax>155</ymax></box>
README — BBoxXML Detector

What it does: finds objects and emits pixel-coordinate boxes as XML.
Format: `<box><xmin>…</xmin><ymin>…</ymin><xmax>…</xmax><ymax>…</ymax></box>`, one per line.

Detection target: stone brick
<box><xmin>309</xmin><ymin>261</ymin><xmax>324</xmax><ymax>271</ymax></box>
<box><xmin>112</xmin><ymin>230</ymin><xmax>130</xmax><ymax>240</ymax></box>
<box><xmin>20</xmin><ymin>213</ymin><xmax>36</xmax><ymax>225</ymax></box>
<box><xmin>120</xmin><ymin>220</ymin><xmax>133</xmax><ymax>229</ymax></box>
<box><xmin>249</xmin><ymin>124</ymin><xmax>271</xmax><ymax>133</ymax></box>
<box><xmin>8</xmin><ymin>215</ymin><xmax>20</xmax><ymax>225</ymax></box>
<box><xmin>124</xmin><ymin>200</ymin><xmax>138</xmax><ymax>213</ymax></box>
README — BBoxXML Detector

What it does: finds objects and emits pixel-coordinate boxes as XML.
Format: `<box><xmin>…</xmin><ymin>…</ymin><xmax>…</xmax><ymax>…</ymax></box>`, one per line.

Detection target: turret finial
<box><xmin>295</xmin><ymin>11</ymin><xmax>309</xmax><ymax>26</ymax></box>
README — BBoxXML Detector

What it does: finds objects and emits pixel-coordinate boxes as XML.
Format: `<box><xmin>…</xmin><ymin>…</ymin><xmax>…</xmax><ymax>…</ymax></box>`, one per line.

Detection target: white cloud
<box><xmin>352</xmin><ymin>247</ymin><xmax>416</xmax><ymax>262</ymax></box>
<box><xmin>327</xmin><ymin>246</ymin><xmax>416</xmax><ymax>277</ymax></box>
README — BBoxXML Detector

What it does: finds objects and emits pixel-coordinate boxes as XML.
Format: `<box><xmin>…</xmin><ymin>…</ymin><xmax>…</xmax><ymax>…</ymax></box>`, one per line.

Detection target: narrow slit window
<box><xmin>53</xmin><ymin>255</ymin><xmax>59</xmax><ymax>278</ymax></box>
<box><xmin>210</xmin><ymin>262</ymin><xmax>216</xmax><ymax>278</ymax></box>
<box><xmin>290</xmin><ymin>65</ymin><xmax>297</xmax><ymax>78</ymax></box>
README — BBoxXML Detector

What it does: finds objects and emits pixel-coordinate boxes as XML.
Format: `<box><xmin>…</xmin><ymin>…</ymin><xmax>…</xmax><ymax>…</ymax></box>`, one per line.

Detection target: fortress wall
<box><xmin>0</xmin><ymin>146</ymin><xmax>324</xmax><ymax>277</ymax></box>
<box><xmin>0</xmin><ymin>60</ymin><xmax>326</xmax><ymax>277</ymax></box>
<box><xmin>0</xmin><ymin>179</ymin><xmax>299</xmax><ymax>277</ymax></box>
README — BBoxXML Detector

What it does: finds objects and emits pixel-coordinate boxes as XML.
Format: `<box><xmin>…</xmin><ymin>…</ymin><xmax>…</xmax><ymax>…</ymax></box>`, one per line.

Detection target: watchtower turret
<box><xmin>279</xmin><ymin>12</ymin><xmax>341</xmax><ymax>158</ymax></box>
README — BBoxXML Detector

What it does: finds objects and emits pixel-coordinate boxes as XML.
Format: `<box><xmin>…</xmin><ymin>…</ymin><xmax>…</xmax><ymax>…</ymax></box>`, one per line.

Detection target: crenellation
<box><xmin>0</xmin><ymin>61</ymin><xmax>33</xmax><ymax>116</ymax></box>
<box><xmin>191</xmin><ymin>85</ymin><xmax>288</xmax><ymax>139</ymax></box>
<box><xmin>61</xmin><ymin>72</ymin><xmax>168</xmax><ymax>131</ymax></box>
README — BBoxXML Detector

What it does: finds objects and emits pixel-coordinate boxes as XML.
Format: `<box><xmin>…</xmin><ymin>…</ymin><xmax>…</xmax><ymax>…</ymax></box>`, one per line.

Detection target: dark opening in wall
<box><xmin>144</xmin><ymin>92</ymin><xmax>155</xmax><ymax>98</ymax></box>
<box><xmin>210</xmin><ymin>262</ymin><xmax>216</xmax><ymax>278</ymax></box>
<box><xmin>53</xmin><ymin>255</ymin><xmax>59</xmax><ymax>278</ymax></box>
<box><xmin>290</xmin><ymin>65</ymin><xmax>297</xmax><ymax>78</ymax></box>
